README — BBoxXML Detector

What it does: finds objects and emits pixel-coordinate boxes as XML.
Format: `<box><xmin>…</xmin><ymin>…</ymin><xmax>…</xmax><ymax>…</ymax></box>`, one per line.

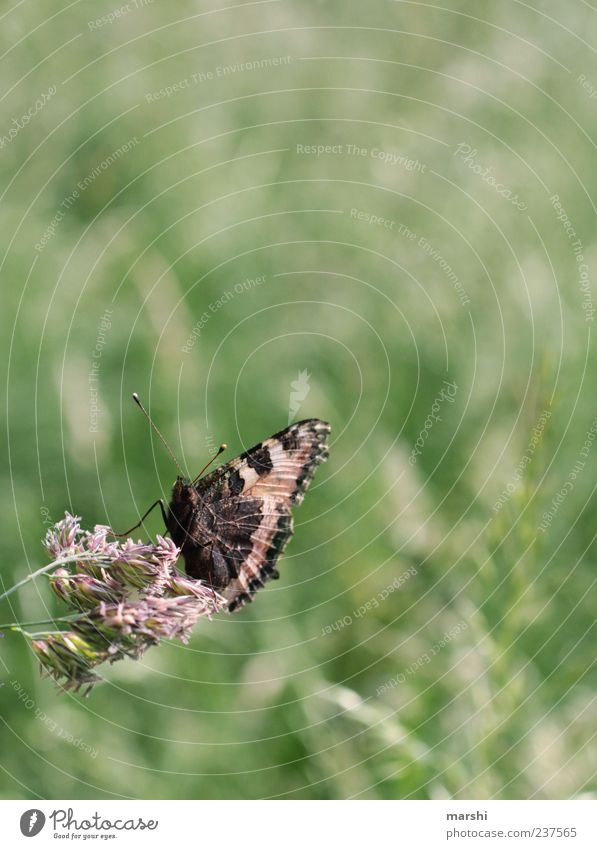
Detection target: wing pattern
<box><xmin>176</xmin><ymin>419</ymin><xmax>330</xmax><ymax>612</ymax></box>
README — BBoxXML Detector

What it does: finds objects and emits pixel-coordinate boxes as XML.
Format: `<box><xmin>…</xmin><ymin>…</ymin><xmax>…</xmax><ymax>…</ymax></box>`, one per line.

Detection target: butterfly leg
<box><xmin>110</xmin><ymin>499</ymin><xmax>168</xmax><ymax>537</ymax></box>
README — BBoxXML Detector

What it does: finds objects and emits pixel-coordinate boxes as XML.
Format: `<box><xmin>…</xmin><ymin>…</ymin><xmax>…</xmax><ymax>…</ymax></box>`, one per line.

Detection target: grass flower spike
<box><xmin>1</xmin><ymin>512</ymin><xmax>226</xmax><ymax>694</ymax></box>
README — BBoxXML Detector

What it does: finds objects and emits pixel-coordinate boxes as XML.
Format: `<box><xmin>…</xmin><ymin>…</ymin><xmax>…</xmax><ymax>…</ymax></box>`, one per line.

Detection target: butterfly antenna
<box><xmin>132</xmin><ymin>393</ymin><xmax>186</xmax><ymax>477</ymax></box>
<box><xmin>192</xmin><ymin>443</ymin><xmax>227</xmax><ymax>484</ymax></box>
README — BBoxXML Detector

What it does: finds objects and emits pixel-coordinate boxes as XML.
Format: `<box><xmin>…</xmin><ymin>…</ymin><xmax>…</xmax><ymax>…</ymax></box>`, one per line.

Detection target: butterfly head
<box><xmin>171</xmin><ymin>476</ymin><xmax>199</xmax><ymax>506</ymax></box>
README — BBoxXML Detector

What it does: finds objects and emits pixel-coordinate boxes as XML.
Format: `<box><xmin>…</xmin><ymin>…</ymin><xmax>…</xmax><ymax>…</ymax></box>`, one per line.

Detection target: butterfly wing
<box><xmin>192</xmin><ymin>418</ymin><xmax>330</xmax><ymax>612</ymax></box>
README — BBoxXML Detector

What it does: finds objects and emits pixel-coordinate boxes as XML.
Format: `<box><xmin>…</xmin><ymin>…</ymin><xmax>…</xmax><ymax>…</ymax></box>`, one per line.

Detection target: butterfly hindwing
<box><xmin>175</xmin><ymin>419</ymin><xmax>330</xmax><ymax>612</ymax></box>
<box><xmin>188</xmin><ymin>496</ymin><xmax>294</xmax><ymax>612</ymax></box>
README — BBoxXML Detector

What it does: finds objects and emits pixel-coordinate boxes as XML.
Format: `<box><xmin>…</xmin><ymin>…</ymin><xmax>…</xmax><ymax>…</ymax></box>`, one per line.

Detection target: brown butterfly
<box><xmin>116</xmin><ymin>395</ymin><xmax>330</xmax><ymax>612</ymax></box>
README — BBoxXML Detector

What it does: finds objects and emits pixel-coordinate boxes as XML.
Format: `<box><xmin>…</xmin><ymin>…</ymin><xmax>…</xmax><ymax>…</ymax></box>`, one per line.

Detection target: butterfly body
<box><xmin>166</xmin><ymin>418</ymin><xmax>330</xmax><ymax>612</ymax></box>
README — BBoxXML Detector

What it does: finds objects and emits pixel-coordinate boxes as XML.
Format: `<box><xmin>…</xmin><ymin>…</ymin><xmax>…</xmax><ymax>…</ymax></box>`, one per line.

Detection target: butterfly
<box><xmin>120</xmin><ymin>396</ymin><xmax>330</xmax><ymax>612</ymax></box>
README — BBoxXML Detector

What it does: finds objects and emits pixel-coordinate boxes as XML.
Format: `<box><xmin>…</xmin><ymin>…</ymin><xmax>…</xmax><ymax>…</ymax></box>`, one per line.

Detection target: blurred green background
<box><xmin>1</xmin><ymin>1</ymin><xmax>596</xmax><ymax>800</ymax></box>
